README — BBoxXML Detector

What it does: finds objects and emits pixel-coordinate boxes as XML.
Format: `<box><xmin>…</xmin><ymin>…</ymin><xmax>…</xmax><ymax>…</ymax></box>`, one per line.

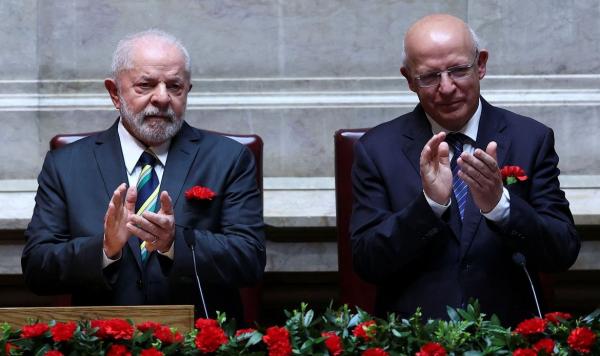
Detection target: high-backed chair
<box><xmin>334</xmin><ymin>128</ymin><xmax>556</xmax><ymax>315</ymax></box>
<box><xmin>50</xmin><ymin>131</ymin><xmax>264</xmax><ymax>324</ymax></box>
<box><xmin>334</xmin><ymin>128</ymin><xmax>376</xmax><ymax>313</ymax></box>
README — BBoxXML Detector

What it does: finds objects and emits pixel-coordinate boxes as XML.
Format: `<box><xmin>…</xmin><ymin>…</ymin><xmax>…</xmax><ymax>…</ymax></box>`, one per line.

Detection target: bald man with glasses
<box><xmin>350</xmin><ymin>14</ymin><xmax>579</xmax><ymax>326</ymax></box>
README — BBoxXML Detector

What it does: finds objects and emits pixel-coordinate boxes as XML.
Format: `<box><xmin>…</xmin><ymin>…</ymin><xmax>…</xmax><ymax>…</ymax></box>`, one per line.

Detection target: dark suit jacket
<box><xmin>350</xmin><ymin>98</ymin><xmax>580</xmax><ymax>326</ymax></box>
<box><xmin>22</xmin><ymin>120</ymin><xmax>266</xmax><ymax>321</ymax></box>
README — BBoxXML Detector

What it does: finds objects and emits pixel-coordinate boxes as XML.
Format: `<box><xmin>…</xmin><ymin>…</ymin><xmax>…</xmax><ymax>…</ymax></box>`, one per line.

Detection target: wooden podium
<box><xmin>0</xmin><ymin>305</ymin><xmax>195</xmax><ymax>331</ymax></box>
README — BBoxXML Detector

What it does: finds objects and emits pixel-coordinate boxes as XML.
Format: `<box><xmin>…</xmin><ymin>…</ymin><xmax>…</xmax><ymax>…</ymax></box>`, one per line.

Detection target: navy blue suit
<box><xmin>22</xmin><ymin>120</ymin><xmax>266</xmax><ymax>321</ymax></box>
<box><xmin>350</xmin><ymin>98</ymin><xmax>580</xmax><ymax>326</ymax></box>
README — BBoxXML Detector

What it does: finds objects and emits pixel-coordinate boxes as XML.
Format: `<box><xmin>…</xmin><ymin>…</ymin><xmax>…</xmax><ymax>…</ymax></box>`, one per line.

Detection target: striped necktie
<box><xmin>446</xmin><ymin>133</ymin><xmax>470</xmax><ymax>220</ymax></box>
<box><xmin>135</xmin><ymin>150</ymin><xmax>160</xmax><ymax>264</ymax></box>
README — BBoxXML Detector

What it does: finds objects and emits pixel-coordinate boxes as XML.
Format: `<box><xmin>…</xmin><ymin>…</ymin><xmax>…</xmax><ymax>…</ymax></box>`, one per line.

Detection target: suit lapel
<box><xmin>460</xmin><ymin>98</ymin><xmax>509</xmax><ymax>258</ymax></box>
<box><xmin>401</xmin><ymin>105</ymin><xmax>435</xmax><ymax>174</ymax></box>
<box><xmin>160</xmin><ymin>122</ymin><xmax>202</xmax><ymax>208</ymax></box>
<box><xmin>92</xmin><ymin>120</ymin><xmax>144</xmax><ymax>269</ymax></box>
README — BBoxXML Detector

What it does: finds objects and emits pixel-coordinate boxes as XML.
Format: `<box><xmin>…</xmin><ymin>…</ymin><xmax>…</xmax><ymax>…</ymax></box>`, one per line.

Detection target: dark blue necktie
<box><xmin>446</xmin><ymin>133</ymin><xmax>470</xmax><ymax>220</ymax></box>
<box><xmin>135</xmin><ymin>150</ymin><xmax>160</xmax><ymax>263</ymax></box>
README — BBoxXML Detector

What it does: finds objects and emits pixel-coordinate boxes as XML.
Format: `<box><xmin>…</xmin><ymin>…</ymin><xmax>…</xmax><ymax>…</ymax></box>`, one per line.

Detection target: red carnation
<box><xmin>154</xmin><ymin>325</ymin><xmax>183</xmax><ymax>344</ymax></box>
<box><xmin>353</xmin><ymin>320</ymin><xmax>376</xmax><ymax>341</ymax></box>
<box><xmin>43</xmin><ymin>351</ymin><xmax>63</xmax><ymax>356</ymax></box>
<box><xmin>51</xmin><ymin>321</ymin><xmax>77</xmax><ymax>342</ymax></box>
<box><xmin>137</xmin><ymin>321</ymin><xmax>162</xmax><ymax>332</ymax></box>
<box><xmin>263</xmin><ymin>326</ymin><xmax>292</xmax><ymax>356</ymax></box>
<box><xmin>185</xmin><ymin>185</ymin><xmax>216</xmax><ymax>200</ymax></box>
<box><xmin>567</xmin><ymin>326</ymin><xmax>596</xmax><ymax>354</ymax></box>
<box><xmin>362</xmin><ymin>348</ymin><xmax>389</xmax><ymax>356</ymax></box>
<box><xmin>21</xmin><ymin>322</ymin><xmax>49</xmax><ymax>338</ymax></box>
<box><xmin>140</xmin><ymin>348</ymin><xmax>164</xmax><ymax>356</ymax></box>
<box><xmin>107</xmin><ymin>344</ymin><xmax>131</xmax><ymax>356</ymax></box>
<box><xmin>235</xmin><ymin>328</ymin><xmax>257</xmax><ymax>337</ymax></box>
<box><xmin>500</xmin><ymin>165</ymin><xmax>528</xmax><ymax>185</ymax></box>
<box><xmin>322</xmin><ymin>331</ymin><xmax>343</xmax><ymax>356</ymax></box>
<box><xmin>544</xmin><ymin>311</ymin><xmax>572</xmax><ymax>324</ymax></box>
<box><xmin>194</xmin><ymin>318</ymin><xmax>219</xmax><ymax>329</ymax></box>
<box><xmin>533</xmin><ymin>338</ymin><xmax>555</xmax><ymax>354</ymax></box>
<box><xmin>514</xmin><ymin>317</ymin><xmax>547</xmax><ymax>336</ymax></box>
<box><xmin>416</xmin><ymin>342</ymin><xmax>447</xmax><ymax>356</ymax></box>
<box><xmin>91</xmin><ymin>319</ymin><xmax>134</xmax><ymax>340</ymax></box>
<box><xmin>194</xmin><ymin>319</ymin><xmax>227</xmax><ymax>353</ymax></box>
<box><xmin>512</xmin><ymin>348</ymin><xmax>536</xmax><ymax>356</ymax></box>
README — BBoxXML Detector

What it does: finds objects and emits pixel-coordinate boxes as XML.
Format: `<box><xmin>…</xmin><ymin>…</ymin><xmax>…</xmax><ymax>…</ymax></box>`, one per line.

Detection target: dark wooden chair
<box><xmin>334</xmin><ymin>128</ymin><xmax>376</xmax><ymax>313</ymax></box>
<box><xmin>50</xmin><ymin>131</ymin><xmax>264</xmax><ymax>324</ymax></box>
<box><xmin>334</xmin><ymin>128</ymin><xmax>556</xmax><ymax>314</ymax></box>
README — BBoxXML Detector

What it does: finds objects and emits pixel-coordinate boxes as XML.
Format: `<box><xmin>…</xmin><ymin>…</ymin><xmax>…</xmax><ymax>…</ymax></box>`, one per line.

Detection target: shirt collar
<box><xmin>118</xmin><ymin>118</ymin><xmax>170</xmax><ymax>174</ymax></box>
<box><xmin>425</xmin><ymin>98</ymin><xmax>482</xmax><ymax>142</ymax></box>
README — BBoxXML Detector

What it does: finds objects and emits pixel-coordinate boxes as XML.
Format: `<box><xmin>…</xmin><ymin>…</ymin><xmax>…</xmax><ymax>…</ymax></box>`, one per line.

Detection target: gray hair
<box><xmin>111</xmin><ymin>29</ymin><xmax>191</xmax><ymax>79</ymax></box>
<box><xmin>401</xmin><ymin>25</ymin><xmax>482</xmax><ymax>68</ymax></box>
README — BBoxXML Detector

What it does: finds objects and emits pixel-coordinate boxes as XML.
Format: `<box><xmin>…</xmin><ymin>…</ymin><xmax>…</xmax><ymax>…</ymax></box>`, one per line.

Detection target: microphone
<box><xmin>183</xmin><ymin>227</ymin><xmax>209</xmax><ymax>318</ymax></box>
<box><xmin>512</xmin><ymin>252</ymin><xmax>542</xmax><ymax>318</ymax></box>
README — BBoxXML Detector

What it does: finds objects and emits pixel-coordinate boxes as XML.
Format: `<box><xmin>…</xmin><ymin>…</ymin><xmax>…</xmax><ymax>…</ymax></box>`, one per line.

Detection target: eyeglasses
<box><xmin>414</xmin><ymin>50</ymin><xmax>479</xmax><ymax>88</ymax></box>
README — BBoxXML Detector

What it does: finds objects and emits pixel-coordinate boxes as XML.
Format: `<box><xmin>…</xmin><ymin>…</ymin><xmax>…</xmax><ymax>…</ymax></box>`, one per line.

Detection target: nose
<box><xmin>150</xmin><ymin>82</ymin><xmax>170</xmax><ymax>109</ymax></box>
<box><xmin>438</xmin><ymin>71</ymin><xmax>456</xmax><ymax>94</ymax></box>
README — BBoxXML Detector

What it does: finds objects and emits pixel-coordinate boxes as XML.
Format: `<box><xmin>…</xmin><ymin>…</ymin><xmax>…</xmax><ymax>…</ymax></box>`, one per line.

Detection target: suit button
<box><xmin>137</xmin><ymin>279</ymin><xmax>143</xmax><ymax>289</ymax></box>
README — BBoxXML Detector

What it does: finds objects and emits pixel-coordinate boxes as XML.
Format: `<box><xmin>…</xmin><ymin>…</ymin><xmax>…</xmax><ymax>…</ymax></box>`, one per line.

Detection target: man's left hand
<box><xmin>127</xmin><ymin>191</ymin><xmax>176</xmax><ymax>253</ymax></box>
<box><xmin>457</xmin><ymin>141</ymin><xmax>503</xmax><ymax>213</ymax></box>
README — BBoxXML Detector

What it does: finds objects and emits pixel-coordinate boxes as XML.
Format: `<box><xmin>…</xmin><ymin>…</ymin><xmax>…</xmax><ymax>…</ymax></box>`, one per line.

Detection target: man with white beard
<box><xmin>22</xmin><ymin>30</ymin><xmax>265</xmax><ymax>321</ymax></box>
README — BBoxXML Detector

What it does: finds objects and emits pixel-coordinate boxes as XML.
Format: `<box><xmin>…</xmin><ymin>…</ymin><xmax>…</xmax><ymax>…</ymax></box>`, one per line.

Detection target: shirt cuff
<box><xmin>157</xmin><ymin>241</ymin><xmax>175</xmax><ymax>260</ymax></box>
<box><xmin>102</xmin><ymin>248</ymin><xmax>121</xmax><ymax>268</ymax></box>
<box><xmin>424</xmin><ymin>190</ymin><xmax>450</xmax><ymax>218</ymax></box>
<box><xmin>482</xmin><ymin>187</ymin><xmax>511</xmax><ymax>225</ymax></box>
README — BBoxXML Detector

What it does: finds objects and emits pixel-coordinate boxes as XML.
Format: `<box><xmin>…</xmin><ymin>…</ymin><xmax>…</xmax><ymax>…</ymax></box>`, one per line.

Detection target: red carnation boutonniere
<box><xmin>500</xmin><ymin>165</ymin><xmax>528</xmax><ymax>186</ymax></box>
<box><xmin>185</xmin><ymin>186</ymin><xmax>216</xmax><ymax>201</ymax></box>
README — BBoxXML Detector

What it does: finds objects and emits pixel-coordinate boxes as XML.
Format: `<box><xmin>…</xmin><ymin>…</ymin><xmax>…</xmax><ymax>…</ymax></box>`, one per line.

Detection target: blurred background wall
<box><xmin>1</xmin><ymin>0</ymin><xmax>599</xmax><ymax>179</ymax></box>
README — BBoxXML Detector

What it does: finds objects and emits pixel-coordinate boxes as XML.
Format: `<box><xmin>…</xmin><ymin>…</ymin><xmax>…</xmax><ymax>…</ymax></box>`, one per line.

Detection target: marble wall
<box><xmin>1</xmin><ymin>0</ymin><xmax>599</xmax><ymax>178</ymax></box>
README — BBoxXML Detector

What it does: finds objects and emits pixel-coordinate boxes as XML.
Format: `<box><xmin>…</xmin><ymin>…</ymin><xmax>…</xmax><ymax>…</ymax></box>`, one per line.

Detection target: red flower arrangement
<box><xmin>21</xmin><ymin>322</ymin><xmax>49</xmax><ymax>338</ymax></box>
<box><xmin>235</xmin><ymin>328</ymin><xmax>257</xmax><ymax>337</ymax></box>
<box><xmin>322</xmin><ymin>331</ymin><xmax>343</xmax><ymax>356</ymax></box>
<box><xmin>500</xmin><ymin>165</ymin><xmax>528</xmax><ymax>185</ymax></box>
<box><xmin>43</xmin><ymin>351</ymin><xmax>63</xmax><ymax>356</ymax></box>
<box><xmin>50</xmin><ymin>321</ymin><xmax>77</xmax><ymax>342</ymax></box>
<box><xmin>193</xmin><ymin>318</ymin><xmax>228</xmax><ymax>353</ymax></box>
<box><xmin>514</xmin><ymin>317</ymin><xmax>547</xmax><ymax>336</ymax></box>
<box><xmin>545</xmin><ymin>311</ymin><xmax>572</xmax><ymax>324</ymax></box>
<box><xmin>533</xmin><ymin>338</ymin><xmax>555</xmax><ymax>353</ymax></box>
<box><xmin>263</xmin><ymin>326</ymin><xmax>292</xmax><ymax>356</ymax></box>
<box><xmin>416</xmin><ymin>342</ymin><xmax>447</xmax><ymax>356</ymax></box>
<box><xmin>185</xmin><ymin>185</ymin><xmax>216</xmax><ymax>200</ymax></box>
<box><xmin>512</xmin><ymin>348</ymin><xmax>536</xmax><ymax>356</ymax></box>
<box><xmin>139</xmin><ymin>348</ymin><xmax>163</xmax><ymax>356</ymax></box>
<box><xmin>91</xmin><ymin>319</ymin><xmax>134</xmax><ymax>340</ymax></box>
<box><xmin>567</xmin><ymin>326</ymin><xmax>597</xmax><ymax>353</ymax></box>
<box><xmin>362</xmin><ymin>347</ymin><xmax>389</xmax><ymax>356</ymax></box>
<box><xmin>1</xmin><ymin>301</ymin><xmax>599</xmax><ymax>355</ymax></box>
<box><xmin>353</xmin><ymin>320</ymin><xmax>376</xmax><ymax>341</ymax></box>
<box><xmin>106</xmin><ymin>344</ymin><xmax>131</xmax><ymax>356</ymax></box>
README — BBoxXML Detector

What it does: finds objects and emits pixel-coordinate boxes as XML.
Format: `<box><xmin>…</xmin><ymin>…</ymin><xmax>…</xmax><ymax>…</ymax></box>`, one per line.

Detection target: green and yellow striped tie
<box><xmin>135</xmin><ymin>150</ymin><xmax>160</xmax><ymax>264</ymax></box>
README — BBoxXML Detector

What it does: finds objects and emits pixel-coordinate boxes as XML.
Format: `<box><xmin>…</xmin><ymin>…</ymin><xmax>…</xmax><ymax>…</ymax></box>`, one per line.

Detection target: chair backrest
<box><xmin>50</xmin><ymin>130</ymin><xmax>264</xmax><ymax>324</ymax></box>
<box><xmin>334</xmin><ymin>128</ymin><xmax>376</xmax><ymax>313</ymax></box>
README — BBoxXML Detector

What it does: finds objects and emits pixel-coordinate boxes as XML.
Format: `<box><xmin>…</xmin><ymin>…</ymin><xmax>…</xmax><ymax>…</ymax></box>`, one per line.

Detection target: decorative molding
<box><xmin>0</xmin><ymin>75</ymin><xmax>599</xmax><ymax>111</ymax></box>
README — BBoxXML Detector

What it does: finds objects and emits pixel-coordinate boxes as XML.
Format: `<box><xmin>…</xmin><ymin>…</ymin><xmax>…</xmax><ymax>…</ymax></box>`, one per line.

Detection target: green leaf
<box><xmin>245</xmin><ymin>331</ymin><xmax>263</xmax><ymax>347</ymax></box>
<box><xmin>447</xmin><ymin>306</ymin><xmax>460</xmax><ymax>322</ymax></box>
<box><xmin>303</xmin><ymin>309</ymin><xmax>315</xmax><ymax>327</ymax></box>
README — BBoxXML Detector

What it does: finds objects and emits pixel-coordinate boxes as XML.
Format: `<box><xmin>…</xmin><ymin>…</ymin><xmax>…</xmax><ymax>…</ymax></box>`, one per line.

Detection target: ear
<box><xmin>104</xmin><ymin>78</ymin><xmax>121</xmax><ymax>110</ymax></box>
<box><xmin>400</xmin><ymin>66</ymin><xmax>417</xmax><ymax>93</ymax></box>
<box><xmin>476</xmin><ymin>49</ymin><xmax>489</xmax><ymax>80</ymax></box>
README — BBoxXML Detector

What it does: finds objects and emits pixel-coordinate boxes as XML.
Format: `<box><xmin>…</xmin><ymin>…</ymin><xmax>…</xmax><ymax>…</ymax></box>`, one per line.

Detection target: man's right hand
<box><xmin>103</xmin><ymin>183</ymin><xmax>137</xmax><ymax>259</ymax></box>
<box><xmin>420</xmin><ymin>132</ymin><xmax>453</xmax><ymax>205</ymax></box>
